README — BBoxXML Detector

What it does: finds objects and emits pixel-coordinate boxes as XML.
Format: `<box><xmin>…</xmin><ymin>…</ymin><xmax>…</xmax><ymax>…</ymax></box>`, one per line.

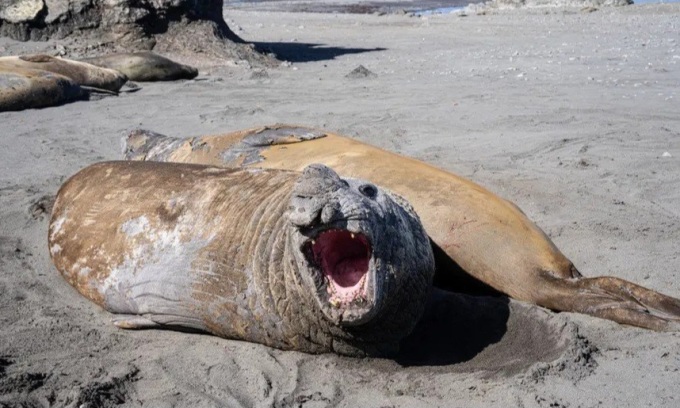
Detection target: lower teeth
<box><xmin>327</xmin><ymin>274</ymin><xmax>368</xmax><ymax>306</ymax></box>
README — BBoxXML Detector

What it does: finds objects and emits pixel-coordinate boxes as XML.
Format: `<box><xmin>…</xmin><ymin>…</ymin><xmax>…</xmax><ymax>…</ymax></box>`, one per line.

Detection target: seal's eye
<box><xmin>359</xmin><ymin>184</ymin><xmax>377</xmax><ymax>199</ymax></box>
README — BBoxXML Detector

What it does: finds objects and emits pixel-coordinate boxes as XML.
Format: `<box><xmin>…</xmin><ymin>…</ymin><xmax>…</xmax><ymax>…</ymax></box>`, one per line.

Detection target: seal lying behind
<box><xmin>0</xmin><ymin>55</ymin><xmax>127</xmax><ymax>92</ymax></box>
<box><xmin>49</xmin><ymin>161</ymin><xmax>435</xmax><ymax>356</ymax></box>
<box><xmin>81</xmin><ymin>52</ymin><xmax>198</xmax><ymax>82</ymax></box>
<box><xmin>124</xmin><ymin>125</ymin><xmax>680</xmax><ymax>331</ymax></box>
<box><xmin>0</xmin><ymin>66</ymin><xmax>85</xmax><ymax>112</ymax></box>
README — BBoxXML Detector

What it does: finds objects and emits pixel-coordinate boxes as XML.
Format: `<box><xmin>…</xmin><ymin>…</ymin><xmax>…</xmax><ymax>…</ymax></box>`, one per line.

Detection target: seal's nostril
<box><xmin>359</xmin><ymin>184</ymin><xmax>377</xmax><ymax>199</ymax></box>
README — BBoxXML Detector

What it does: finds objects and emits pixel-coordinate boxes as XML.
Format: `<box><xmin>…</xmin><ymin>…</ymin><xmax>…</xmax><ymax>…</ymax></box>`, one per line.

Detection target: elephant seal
<box><xmin>49</xmin><ymin>161</ymin><xmax>435</xmax><ymax>356</ymax></box>
<box><xmin>123</xmin><ymin>125</ymin><xmax>680</xmax><ymax>331</ymax></box>
<box><xmin>81</xmin><ymin>52</ymin><xmax>198</xmax><ymax>82</ymax></box>
<box><xmin>0</xmin><ymin>66</ymin><xmax>85</xmax><ymax>112</ymax></box>
<box><xmin>0</xmin><ymin>55</ymin><xmax>128</xmax><ymax>92</ymax></box>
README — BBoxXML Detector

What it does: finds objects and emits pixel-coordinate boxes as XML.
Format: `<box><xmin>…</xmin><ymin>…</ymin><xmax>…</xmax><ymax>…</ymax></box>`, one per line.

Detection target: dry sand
<box><xmin>1</xmin><ymin>3</ymin><xmax>679</xmax><ymax>407</ymax></box>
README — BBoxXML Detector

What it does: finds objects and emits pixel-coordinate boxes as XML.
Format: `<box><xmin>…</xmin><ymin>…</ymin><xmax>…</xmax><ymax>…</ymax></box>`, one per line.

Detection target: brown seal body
<box><xmin>0</xmin><ymin>55</ymin><xmax>127</xmax><ymax>92</ymax></box>
<box><xmin>49</xmin><ymin>161</ymin><xmax>435</xmax><ymax>356</ymax></box>
<box><xmin>124</xmin><ymin>125</ymin><xmax>680</xmax><ymax>331</ymax></box>
<box><xmin>0</xmin><ymin>66</ymin><xmax>85</xmax><ymax>112</ymax></box>
<box><xmin>81</xmin><ymin>52</ymin><xmax>198</xmax><ymax>82</ymax></box>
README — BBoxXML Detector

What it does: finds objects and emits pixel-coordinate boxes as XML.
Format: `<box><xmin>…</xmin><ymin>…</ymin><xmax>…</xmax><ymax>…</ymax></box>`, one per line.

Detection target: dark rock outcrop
<box><xmin>0</xmin><ymin>1</ymin><xmax>273</xmax><ymax>64</ymax></box>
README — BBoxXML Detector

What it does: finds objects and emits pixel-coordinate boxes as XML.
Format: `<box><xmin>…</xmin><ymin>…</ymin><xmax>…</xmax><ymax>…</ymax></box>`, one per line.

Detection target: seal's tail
<box><xmin>542</xmin><ymin>274</ymin><xmax>680</xmax><ymax>331</ymax></box>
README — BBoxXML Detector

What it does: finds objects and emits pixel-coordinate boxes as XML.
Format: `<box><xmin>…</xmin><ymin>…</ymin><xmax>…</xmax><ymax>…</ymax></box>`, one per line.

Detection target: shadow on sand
<box><xmin>254</xmin><ymin>42</ymin><xmax>387</xmax><ymax>63</ymax></box>
<box><xmin>396</xmin><ymin>289</ymin><xmax>510</xmax><ymax>367</ymax></box>
<box><xmin>393</xmin><ymin>286</ymin><xmax>575</xmax><ymax>375</ymax></box>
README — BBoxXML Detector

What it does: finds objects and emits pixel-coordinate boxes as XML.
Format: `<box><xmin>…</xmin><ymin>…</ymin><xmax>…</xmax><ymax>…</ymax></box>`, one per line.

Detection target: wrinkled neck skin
<box><xmin>197</xmin><ymin>191</ymin><xmax>393</xmax><ymax>356</ymax></box>
<box><xmin>200</xmin><ymin>166</ymin><xmax>434</xmax><ymax>357</ymax></box>
<box><xmin>190</xmin><ymin>178</ymin><xmax>332</xmax><ymax>352</ymax></box>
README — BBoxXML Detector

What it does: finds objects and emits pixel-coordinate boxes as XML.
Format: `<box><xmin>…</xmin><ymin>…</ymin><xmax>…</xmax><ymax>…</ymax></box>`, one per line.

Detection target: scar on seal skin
<box><xmin>49</xmin><ymin>161</ymin><xmax>435</xmax><ymax>356</ymax></box>
<box><xmin>123</xmin><ymin>125</ymin><xmax>680</xmax><ymax>332</ymax></box>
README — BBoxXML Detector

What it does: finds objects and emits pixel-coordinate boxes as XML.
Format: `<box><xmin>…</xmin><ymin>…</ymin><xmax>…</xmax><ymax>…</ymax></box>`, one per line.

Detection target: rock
<box><xmin>0</xmin><ymin>0</ymin><xmax>44</xmax><ymax>24</ymax></box>
<box><xmin>0</xmin><ymin>0</ymin><xmax>235</xmax><ymax>43</ymax></box>
<box><xmin>0</xmin><ymin>1</ymin><xmax>277</xmax><ymax>66</ymax></box>
<box><xmin>44</xmin><ymin>0</ymin><xmax>70</xmax><ymax>24</ymax></box>
<box><xmin>345</xmin><ymin>65</ymin><xmax>377</xmax><ymax>79</ymax></box>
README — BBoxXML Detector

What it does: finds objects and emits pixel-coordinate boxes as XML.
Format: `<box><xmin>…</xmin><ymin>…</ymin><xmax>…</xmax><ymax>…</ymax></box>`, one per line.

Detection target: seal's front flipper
<box><xmin>547</xmin><ymin>276</ymin><xmax>680</xmax><ymax>331</ymax></box>
<box><xmin>113</xmin><ymin>315</ymin><xmax>161</xmax><ymax>329</ymax></box>
<box><xmin>243</xmin><ymin>125</ymin><xmax>327</xmax><ymax>147</ymax></box>
<box><xmin>112</xmin><ymin>314</ymin><xmax>206</xmax><ymax>332</ymax></box>
<box><xmin>122</xmin><ymin>125</ymin><xmax>328</xmax><ymax>166</ymax></box>
<box><xmin>221</xmin><ymin>125</ymin><xmax>328</xmax><ymax>166</ymax></box>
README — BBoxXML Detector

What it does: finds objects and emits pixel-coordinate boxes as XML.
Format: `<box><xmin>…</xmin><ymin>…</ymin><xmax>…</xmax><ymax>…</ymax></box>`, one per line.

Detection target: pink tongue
<box><xmin>331</xmin><ymin>258</ymin><xmax>368</xmax><ymax>288</ymax></box>
<box><xmin>312</xmin><ymin>230</ymin><xmax>370</xmax><ymax>293</ymax></box>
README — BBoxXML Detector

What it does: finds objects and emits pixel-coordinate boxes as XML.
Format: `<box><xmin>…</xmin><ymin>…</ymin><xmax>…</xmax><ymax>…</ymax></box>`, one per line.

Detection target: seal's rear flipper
<box><xmin>545</xmin><ymin>275</ymin><xmax>680</xmax><ymax>331</ymax></box>
<box><xmin>113</xmin><ymin>315</ymin><xmax>161</xmax><ymax>329</ymax></box>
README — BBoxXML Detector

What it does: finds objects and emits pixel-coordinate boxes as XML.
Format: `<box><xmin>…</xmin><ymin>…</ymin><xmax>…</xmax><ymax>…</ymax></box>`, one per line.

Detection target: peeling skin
<box><xmin>49</xmin><ymin>214</ymin><xmax>67</xmax><ymax>239</ymax></box>
<box><xmin>122</xmin><ymin>124</ymin><xmax>680</xmax><ymax>332</ymax></box>
<box><xmin>120</xmin><ymin>216</ymin><xmax>150</xmax><ymax>237</ymax></box>
<box><xmin>49</xmin><ymin>161</ymin><xmax>435</xmax><ymax>356</ymax></box>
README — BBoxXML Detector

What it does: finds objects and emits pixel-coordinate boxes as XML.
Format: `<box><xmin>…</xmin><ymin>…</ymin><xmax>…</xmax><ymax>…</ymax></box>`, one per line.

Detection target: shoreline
<box><xmin>222</xmin><ymin>0</ymin><xmax>649</xmax><ymax>14</ymax></box>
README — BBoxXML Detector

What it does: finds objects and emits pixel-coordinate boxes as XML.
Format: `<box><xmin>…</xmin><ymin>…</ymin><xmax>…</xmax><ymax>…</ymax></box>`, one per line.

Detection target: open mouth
<box><xmin>304</xmin><ymin>229</ymin><xmax>372</xmax><ymax>306</ymax></box>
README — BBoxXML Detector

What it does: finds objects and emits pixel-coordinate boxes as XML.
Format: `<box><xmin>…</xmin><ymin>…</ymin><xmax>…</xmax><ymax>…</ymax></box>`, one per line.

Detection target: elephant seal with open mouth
<box><xmin>48</xmin><ymin>161</ymin><xmax>435</xmax><ymax>356</ymax></box>
<box><xmin>123</xmin><ymin>125</ymin><xmax>680</xmax><ymax>332</ymax></box>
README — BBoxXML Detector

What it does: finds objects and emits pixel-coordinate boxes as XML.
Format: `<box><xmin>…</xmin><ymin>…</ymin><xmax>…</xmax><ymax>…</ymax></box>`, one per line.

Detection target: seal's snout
<box><xmin>296</xmin><ymin>164</ymin><xmax>347</xmax><ymax>195</ymax></box>
<box><xmin>289</xmin><ymin>164</ymin><xmax>348</xmax><ymax>228</ymax></box>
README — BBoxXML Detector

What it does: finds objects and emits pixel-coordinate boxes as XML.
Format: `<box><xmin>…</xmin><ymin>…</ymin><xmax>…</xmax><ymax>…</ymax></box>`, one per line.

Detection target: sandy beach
<box><xmin>1</xmin><ymin>2</ymin><xmax>679</xmax><ymax>407</ymax></box>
